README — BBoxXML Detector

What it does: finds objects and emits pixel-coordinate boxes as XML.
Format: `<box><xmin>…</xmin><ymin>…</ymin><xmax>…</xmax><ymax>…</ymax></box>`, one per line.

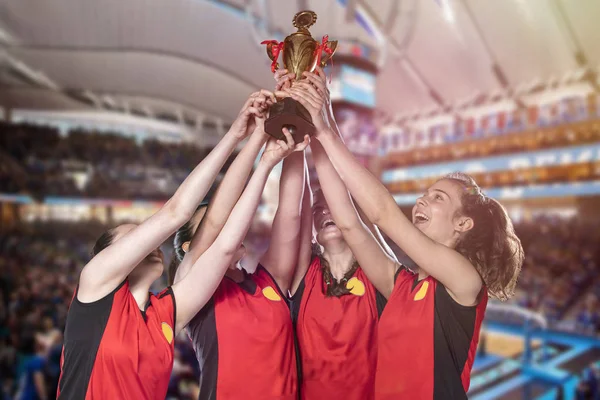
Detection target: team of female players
<box><xmin>56</xmin><ymin>68</ymin><xmax>524</xmax><ymax>400</ymax></box>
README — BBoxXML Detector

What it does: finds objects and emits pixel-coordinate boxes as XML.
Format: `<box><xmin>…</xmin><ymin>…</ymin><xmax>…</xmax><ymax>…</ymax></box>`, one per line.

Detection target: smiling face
<box><xmin>411</xmin><ymin>179</ymin><xmax>473</xmax><ymax>247</ymax></box>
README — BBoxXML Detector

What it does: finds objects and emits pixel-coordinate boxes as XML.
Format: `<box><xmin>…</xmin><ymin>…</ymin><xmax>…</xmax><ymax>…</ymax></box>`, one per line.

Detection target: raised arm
<box><xmin>311</xmin><ymin>140</ymin><xmax>398</xmax><ymax>297</ymax></box>
<box><xmin>77</xmin><ymin>92</ymin><xmax>263</xmax><ymax>303</ymax></box>
<box><xmin>290</xmin><ymin>165</ymin><xmax>313</xmax><ymax>295</ymax></box>
<box><xmin>287</xmin><ymin>72</ymin><xmax>482</xmax><ymax>304</ymax></box>
<box><xmin>276</xmin><ymin>67</ymin><xmax>396</xmax><ymax>264</ymax></box>
<box><xmin>172</xmin><ymin>131</ymin><xmax>308</xmax><ymax>333</ymax></box>
<box><xmin>174</xmin><ymin>92</ymin><xmax>275</xmax><ymax>284</ymax></box>
<box><xmin>260</xmin><ymin>147</ymin><xmax>307</xmax><ymax>293</ymax></box>
<box><xmin>316</xmin><ymin>73</ymin><xmax>398</xmax><ymax>264</ymax></box>
<box><xmin>355</xmin><ymin>203</ymin><xmax>399</xmax><ymax>263</ymax></box>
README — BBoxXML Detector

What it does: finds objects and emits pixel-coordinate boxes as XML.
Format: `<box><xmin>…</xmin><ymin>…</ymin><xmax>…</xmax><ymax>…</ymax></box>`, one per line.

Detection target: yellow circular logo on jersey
<box><xmin>262</xmin><ymin>286</ymin><xmax>282</xmax><ymax>301</ymax></box>
<box><xmin>414</xmin><ymin>281</ymin><xmax>429</xmax><ymax>301</ymax></box>
<box><xmin>346</xmin><ymin>277</ymin><xmax>366</xmax><ymax>296</ymax></box>
<box><xmin>162</xmin><ymin>322</ymin><xmax>174</xmax><ymax>344</ymax></box>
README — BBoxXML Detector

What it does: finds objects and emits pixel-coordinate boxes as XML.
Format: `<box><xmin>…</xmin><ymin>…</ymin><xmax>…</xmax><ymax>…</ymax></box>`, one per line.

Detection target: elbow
<box><xmin>369</xmin><ymin>202</ymin><xmax>387</xmax><ymax>226</ymax></box>
<box><xmin>215</xmin><ymin>238</ymin><xmax>241</xmax><ymax>259</ymax></box>
<box><xmin>221</xmin><ymin>248</ymin><xmax>237</xmax><ymax>259</ymax></box>
<box><xmin>367</xmin><ymin>212</ymin><xmax>383</xmax><ymax>227</ymax></box>
<box><xmin>163</xmin><ymin>198</ymin><xmax>195</xmax><ymax>226</ymax></box>
<box><xmin>371</xmin><ymin>197</ymin><xmax>396</xmax><ymax>226</ymax></box>
<box><xmin>203</xmin><ymin>214</ymin><xmax>224</xmax><ymax>233</ymax></box>
<box><xmin>336</xmin><ymin>216</ymin><xmax>363</xmax><ymax>234</ymax></box>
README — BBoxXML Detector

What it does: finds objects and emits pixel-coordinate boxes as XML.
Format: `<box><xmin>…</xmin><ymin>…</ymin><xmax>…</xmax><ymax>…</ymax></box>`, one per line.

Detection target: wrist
<box><xmin>224</xmin><ymin>129</ymin><xmax>244</xmax><ymax>143</ymax></box>
<box><xmin>315</xmin><ymin>127</ymin><xmax>336</xmax><ymax>140</ymax></box>
<box><xmin>283</xmin><ymin>150</ymin><xmax>304</xmax><ymax>163</ymax></box>
<box><xmin>251</xmin><ymin>125</ymin><xmax>269</xmax><ymax>141</ymax></box>
<box><xmin>257</xmin><ymin>158</ymin><xmax>277</xmax><ymax>171</ymax></box>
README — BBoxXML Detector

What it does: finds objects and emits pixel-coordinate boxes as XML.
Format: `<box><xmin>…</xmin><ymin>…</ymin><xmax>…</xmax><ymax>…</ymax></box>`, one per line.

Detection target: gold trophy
<box><xmin>262</xmin><ymin>10</ymin><xmax>337</xmax><ymax>142</ymax></box>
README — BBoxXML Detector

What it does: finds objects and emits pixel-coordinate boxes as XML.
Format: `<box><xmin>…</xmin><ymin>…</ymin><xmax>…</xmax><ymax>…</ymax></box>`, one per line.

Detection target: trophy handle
<box><xmin>263</xmin><ymin>40</ymin><xmax>284</xmax><ymax>72</ymax></box>
<box><xmin>319</xmin><ymin>40</ymin><xmax>338</xmax><ymax>67</ymax></box>
<box><xmin>265</xmin><ymin>42</ymin><xmax>276</xmax><ymax>60</ymax></box>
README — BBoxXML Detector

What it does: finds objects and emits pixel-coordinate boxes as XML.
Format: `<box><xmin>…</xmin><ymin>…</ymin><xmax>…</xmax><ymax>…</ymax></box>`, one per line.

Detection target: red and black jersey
<box><xmin>290</xmin><ymin>256</ymin><xmax>386</xmax><ymax>400</ymax></box>
<box><xmin>57</xmin><ymin>280</ymin><xmax>176</xmax><ymax>400</ymax></box>
<box><xmin>376</xmin><ymin>268</ymin><xmax>487</xmax><ymax>400</ymax></box>
<box><xmin>186</xmin><ymin>265</ymin><xmax>297</xmax><ymax>400</ymax></box>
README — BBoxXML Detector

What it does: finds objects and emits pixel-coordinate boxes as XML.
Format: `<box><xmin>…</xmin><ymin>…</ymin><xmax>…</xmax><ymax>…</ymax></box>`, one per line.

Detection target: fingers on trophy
<box><xmin>261</xmin><ymin>10</ymin><xmax>337</xmax><ymax>143</ymax></box>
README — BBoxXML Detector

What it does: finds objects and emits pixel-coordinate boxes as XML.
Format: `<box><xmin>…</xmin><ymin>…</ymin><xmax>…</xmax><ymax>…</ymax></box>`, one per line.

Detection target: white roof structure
<box><xmin>0</xmin><ymin>0</ymin><xmax>598</xmax><ymax>130</ymax></box>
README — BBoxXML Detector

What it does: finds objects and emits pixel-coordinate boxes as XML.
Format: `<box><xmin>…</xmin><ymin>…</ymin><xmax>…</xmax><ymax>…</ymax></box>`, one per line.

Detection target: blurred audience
<box><xmin>576</xmin><ymin>362</ymin><xmax>600</xmax><ymax>400</ymax></box>
<box><xmin>0</xmin><ymin>123</ymin><xmax>212</xmax><ymax>201</ymax></box>
<box><xmin>0</xmin><ymin>223</ymin><xmax>95</xmax><ymax>400</ymax></box>
<box><xmin>513</xmin><ymin>217</ymin><xmax>600</xmax><ymax>329</ymax></box>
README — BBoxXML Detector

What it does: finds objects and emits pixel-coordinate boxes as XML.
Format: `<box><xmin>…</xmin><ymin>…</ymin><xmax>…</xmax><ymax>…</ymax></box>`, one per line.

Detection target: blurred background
<box><xmin>1</xmin><ymin>1</ymin><xmax>600</xmax><ymax>399</ymax></box>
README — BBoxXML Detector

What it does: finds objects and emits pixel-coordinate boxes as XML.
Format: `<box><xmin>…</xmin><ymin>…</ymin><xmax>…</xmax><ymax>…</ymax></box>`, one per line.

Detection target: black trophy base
<box><xmin>264</xmin><ymin>97</ymin><xmax>315</xmax><ymax>143</ymax></box>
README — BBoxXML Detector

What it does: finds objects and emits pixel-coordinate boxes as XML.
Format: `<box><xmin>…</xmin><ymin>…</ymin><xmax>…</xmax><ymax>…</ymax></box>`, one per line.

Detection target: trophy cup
<box><xmin>261</xmin><ymin>11</ymin><xmax>337</xmax><ymax>143</ymax></box>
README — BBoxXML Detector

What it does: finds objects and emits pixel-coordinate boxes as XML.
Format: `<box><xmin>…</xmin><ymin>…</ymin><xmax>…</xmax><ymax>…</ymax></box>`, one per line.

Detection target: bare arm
<box><xmin>274</xmin><ymin>68</ymin><xmax>396</xmax><ymax>294</ymax></box>
<box><xmin>289</xmin><ymin>71</ymin><xmax>482</xmax><ymax>305</ymax></box>
<box><xmin>273</xmin><ymin>69</ymin><xmax>313</xmax><ymax>294</ymax></box>
<box><xmin>173</xmin><ymin>127</ymin><xmax>268</xmax><ymax>284</ymax></box>
<box><xmin>172</xmin><ymin>161</ymin><xmax>273</xmax><ymax>333</ymax></box>
<box><xmin>78</xmin><ymin>92</ymin><xmax>268</xmax><ymax>303</ymax></box>
<box><xmin>322</xmin><ymin>84</ymin><xmax>398</xmax><ymax>264</ymax></box>
<box><xmin>316</xmin><ymin>130</ymin><xmax>481</xmax><ymax>304</ymax></box>
<box><xmin>290</xmin><ymin>165</ymin><xmax>313</xmax><ymax>295</ymax></box>
<box><xmin>355</xmin><ymin>204</ymin><xmax>399</xmax><ymax>263</ymax></box>
<box><xmin>311</xmin><ymin>140</ymin><xmax>398</xmax><ymax>297</ymax></box>
<box><xmin>78</xmin><ymin>131</ymin><xmax>243</xmax><ymax>303</ymax></box>
<box><xmin>172</xmin><ymin>133</ymin><xmax>308</xmax><ymax>333</ymax></box>
<box><xmin>260</xmin><ymin>149</ymin><xmax>307</xmax><ymax>293</ymax></box>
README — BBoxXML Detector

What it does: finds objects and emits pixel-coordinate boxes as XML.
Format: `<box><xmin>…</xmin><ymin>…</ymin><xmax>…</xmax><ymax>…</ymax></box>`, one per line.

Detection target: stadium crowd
<box><xmin>512</xmin><ymin>217</ymin><xmax>600</xmax><ymax>327</ymax></box>
<box><xmin>0</xmin><ymin>123</ymin><xmax>213</xmax><ymax>201</ymax></box>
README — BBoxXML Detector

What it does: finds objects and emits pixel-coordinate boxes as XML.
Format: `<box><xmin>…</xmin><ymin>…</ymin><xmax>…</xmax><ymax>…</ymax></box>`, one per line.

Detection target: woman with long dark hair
<box><xmin>287</xmin><ymin>74</ymin><xmax>524</xmax><ymax>399</ymax></box>
<box><xmin>276</xmin><ymin>68</ymin><xmax>396</xmax><ymax>400</ymax></box>
<box><xmin>169</xmin><ymin>103</ymin><xmax>309</xmax><ymax>400</ymax></box>
<box><xmin>56</xmin><ymin>90</ymin><xmax>302</xmax><ymax>400</ymax></box>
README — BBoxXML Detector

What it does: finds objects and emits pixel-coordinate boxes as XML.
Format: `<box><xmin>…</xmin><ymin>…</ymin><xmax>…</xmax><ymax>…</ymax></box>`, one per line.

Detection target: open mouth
<box><xmin>322</xmin><ymin>219</ymin><xmax>336</xmax><ymax>229</ymax></box>
<box><xmin>414</xmin><ymin>212</ymin><xmax>430</xmax><ymax>224</ymax></box>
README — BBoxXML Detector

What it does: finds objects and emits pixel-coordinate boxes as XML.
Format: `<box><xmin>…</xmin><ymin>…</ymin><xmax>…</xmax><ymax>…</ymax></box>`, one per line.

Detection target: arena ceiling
<box><xmin>0</xmin><ymin>0</ymin><xmax>599</xmax><ymax>127</ymax></box>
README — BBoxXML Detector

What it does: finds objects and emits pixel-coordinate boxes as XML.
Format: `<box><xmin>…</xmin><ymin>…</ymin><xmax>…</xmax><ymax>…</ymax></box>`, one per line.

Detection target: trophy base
<box><xmin>264</xmin><ymin>97</ymin><xmax>315</xmax><ymax>143</ymax></box>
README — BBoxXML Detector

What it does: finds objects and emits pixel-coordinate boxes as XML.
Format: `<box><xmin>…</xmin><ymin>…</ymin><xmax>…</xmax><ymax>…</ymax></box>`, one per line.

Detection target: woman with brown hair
<box><xmin>170</xmin><ymin>104</ymin><xmax>309</xmax><ymax>399</ymax></box>
<box><xmin>287</xmin><ymin>72</ymin><xmax>524</xmax><ymax>400</ymax></box>
<box><xmin>277</xmin><ymin>68</ymin><xmax>396</xmax><ymax>400</ymax></box>
<box><xmin>56</xmin><ymin>90</ymin><xmax>302</xmax><ymax>400</ymax></box>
